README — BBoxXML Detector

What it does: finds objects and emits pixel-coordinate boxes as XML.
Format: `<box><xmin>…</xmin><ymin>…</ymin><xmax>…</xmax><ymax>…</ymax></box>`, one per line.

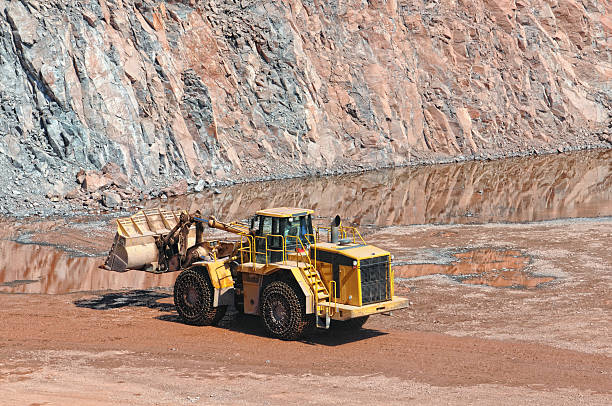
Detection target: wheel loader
<box><xmin>103</xmin><ymin>207</ymin><xmax>409</xmax><ymax>339</ymax></box>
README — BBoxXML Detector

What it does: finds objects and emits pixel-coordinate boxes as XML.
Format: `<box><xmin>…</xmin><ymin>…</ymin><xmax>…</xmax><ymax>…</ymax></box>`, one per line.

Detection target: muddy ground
<box><xmin>1</xmin><ymin>150</ymin><xmax>611</xmax><ymax>404</ymax></box>
<box><xmin>0</xmin><ymin>215</ymin><xmax>610</xmax><ymax>405</ymax></box>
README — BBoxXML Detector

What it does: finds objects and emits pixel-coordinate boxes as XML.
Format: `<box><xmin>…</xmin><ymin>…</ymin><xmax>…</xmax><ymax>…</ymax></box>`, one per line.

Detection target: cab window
<box><xmin>260</xmin><ymin>216</ymin><xmax>272</xmax><ymax>235</ymax></box>
<box><xmin>284</xmin><ymin>215</ymin><xmax>313</xmax><ymax>244</ymax></box>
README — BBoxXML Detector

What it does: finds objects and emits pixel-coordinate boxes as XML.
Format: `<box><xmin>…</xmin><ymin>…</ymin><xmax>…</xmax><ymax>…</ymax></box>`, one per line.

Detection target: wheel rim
<box><xmin>176</xmin><ymin>273</ymin><xmax>204</xmax><ymax>318</ymax></box>
<box><xmin>185</xmin><ymin>286</ymin><xmax>200</xmax><ymax>307</ymax></box>
<box><xmin>271</xmin><ymin>296</ymin><xmax>289</xmax><ymax>326</ymax></box>
<box><xmin>265</xmin><ymin>294</ymin><xmax>290</xmax><ymax>333</ymax></box>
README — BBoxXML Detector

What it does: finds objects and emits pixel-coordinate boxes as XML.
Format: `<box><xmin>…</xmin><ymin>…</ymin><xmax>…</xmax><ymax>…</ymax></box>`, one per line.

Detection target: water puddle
<box><xmin>0</xmin><ymin>238</ymin><xmax>553</xmax><ymax>294</ymax></box>
<box><xmin>152</xmin><ymin>149</ymin><xmax>611</xmax><ymax>226</ymax></box>
<box><xmin>0</xmin><ymin>240</ymin><xmax>177</xmax><ymax>294</ymax></box>
<box><xmin>394</xmin><ymin>248</ymin><xmax>555</xmax><ymax>289</ymax></box>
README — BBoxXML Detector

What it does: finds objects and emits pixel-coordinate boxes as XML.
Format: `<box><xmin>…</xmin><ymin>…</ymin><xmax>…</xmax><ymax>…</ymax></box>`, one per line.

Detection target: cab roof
<box><xmin>255</xmin><ymin>207</ymin><xmax>314</xmax><ymax>218</ymax></box>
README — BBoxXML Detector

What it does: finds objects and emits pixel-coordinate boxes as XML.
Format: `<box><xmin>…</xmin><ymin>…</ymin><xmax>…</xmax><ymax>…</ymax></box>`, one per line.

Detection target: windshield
<box><xmin>283</xmin><ymin>215</ymin><xmax>313</xmax><ymax>247</ymax></box>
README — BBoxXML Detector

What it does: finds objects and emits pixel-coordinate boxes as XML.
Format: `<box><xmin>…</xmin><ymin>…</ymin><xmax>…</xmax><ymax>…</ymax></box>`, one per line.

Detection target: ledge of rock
<box><xmin>0</xmin><ymin>0</ymin><xmax>609</xmax><ymax>215</ymax></box>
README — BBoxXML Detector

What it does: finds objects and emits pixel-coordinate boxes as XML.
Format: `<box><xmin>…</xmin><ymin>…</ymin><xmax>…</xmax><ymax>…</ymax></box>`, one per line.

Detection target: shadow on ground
<box><xmin>158</xmin><ymin>311</ymin><xmax>387</xmax><ymax>346</ymax></box>
<box><xmin>74</xmin><ymin>289</ymin><xmax>174</xmax><ymax>311</ymax></box>
<box><xmin>75</xmin><ymin>289</ymin><xmax>387</xmax><ymax>346</ymax></box>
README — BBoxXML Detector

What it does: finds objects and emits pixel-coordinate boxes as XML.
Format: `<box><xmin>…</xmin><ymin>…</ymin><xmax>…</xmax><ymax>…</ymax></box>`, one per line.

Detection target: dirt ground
<box><xmin>0</xmin><ymin>216</ymin><xmax>610</xmax><ymax>405</ymax></box>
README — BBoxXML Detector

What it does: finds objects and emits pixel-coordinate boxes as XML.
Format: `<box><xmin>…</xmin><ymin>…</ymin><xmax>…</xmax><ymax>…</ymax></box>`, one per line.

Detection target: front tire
<box><xmin>260</xmin><ymin>281</ymin><xmax>310</xmax><ymax>340</ymax></box>
<box><xmin>174</xmin><ymin>267</ymin><xmax>226</xmax><ymax>326</ymax></box>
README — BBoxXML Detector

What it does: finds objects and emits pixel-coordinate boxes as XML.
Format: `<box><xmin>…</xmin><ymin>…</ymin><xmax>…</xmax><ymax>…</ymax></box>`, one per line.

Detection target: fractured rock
<box><xmin>0</xmin><ymin>0</ymin><xmax>608</xmax><ymax>211</ymax></box>
<box><xmin>82</xmin><ymin>171</ymin><xmax>112</xmax><ymax>193</ymax></box>
<box><xmin>101</xmin><ymin>191</ymin><xmax>122</xmax><ymax>208</ymax></box>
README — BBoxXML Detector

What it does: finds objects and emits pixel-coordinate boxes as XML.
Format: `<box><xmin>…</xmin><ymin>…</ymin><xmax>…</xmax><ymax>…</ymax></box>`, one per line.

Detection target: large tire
<box><xmin>174</xmin><ymin>267</ymin><xmax>227</xmax><ymax>326</ymax></box>
<box><xmin>260</xmin><ymin>281</ymin><xmax>311</xmax><ymax>340</ymax></box>
<box><xmin>332</xmin><ymin>316</ymin><xmax>370</xmax><ymax>330</ymax></box>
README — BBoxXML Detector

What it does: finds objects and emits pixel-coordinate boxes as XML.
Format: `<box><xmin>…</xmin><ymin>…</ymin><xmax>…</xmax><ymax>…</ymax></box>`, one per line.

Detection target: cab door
<box><xmin>253</xmin><ymin>215</ymin><xmax>284</xmax><ymax>263</ymax></box>
<box><xmin>253</xmin><ymin>215</ymin><xmax>269</xmax><ymax>263</ymax></box>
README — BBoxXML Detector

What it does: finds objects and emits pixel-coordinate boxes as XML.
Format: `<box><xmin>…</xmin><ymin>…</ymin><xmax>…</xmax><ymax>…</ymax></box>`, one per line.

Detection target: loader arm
<box><xmin>207</xmin><ymin>216</ymin><xmax>252</xmax><ymax>236</ymax></box>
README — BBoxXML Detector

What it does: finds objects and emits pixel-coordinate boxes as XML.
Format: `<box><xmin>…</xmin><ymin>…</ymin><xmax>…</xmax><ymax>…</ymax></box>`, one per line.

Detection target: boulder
<box><xmin>101</xmin><ymin>191</ymin><xmax>122</xmax><ymax>208</ymax></box>
<box><xmin>76</xmin><ymin>169</ymin><xmax>86</xmax><ymax>184</ymax></box>
<box><xmin>64</xmin><ymin>187</ymin><xmax>81</xmax><ymax>200</ymax></box>
<box><xmin>194</xmin><ymin>179</ymin><xmax>206</xmax><ymax>192</ymax></box>
<box><xmin>82</xmin><ymin>171</ymin><xmax>112</xmax><ymax>193</ymax></box>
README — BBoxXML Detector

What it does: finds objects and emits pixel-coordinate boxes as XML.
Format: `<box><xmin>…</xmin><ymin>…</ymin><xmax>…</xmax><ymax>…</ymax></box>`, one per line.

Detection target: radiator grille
<box><xmin>360</xmin><ymin>255</ymin><xmax>390</xmax><ymax>304</ymax></box>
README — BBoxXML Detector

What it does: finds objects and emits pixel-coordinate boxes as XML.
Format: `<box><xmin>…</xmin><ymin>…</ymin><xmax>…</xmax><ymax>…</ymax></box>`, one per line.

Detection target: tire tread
<box><xmin>174</xmin><ymin>267</ymin><xmax>227</xmax><ymax>326</ymax></box>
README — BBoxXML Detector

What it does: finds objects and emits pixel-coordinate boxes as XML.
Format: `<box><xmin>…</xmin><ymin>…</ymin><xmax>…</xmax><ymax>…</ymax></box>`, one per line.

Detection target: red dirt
<box><xmin>0</xmin><ymin>218</ymin><xmax>611</xmax><ymax>404</ymax></box>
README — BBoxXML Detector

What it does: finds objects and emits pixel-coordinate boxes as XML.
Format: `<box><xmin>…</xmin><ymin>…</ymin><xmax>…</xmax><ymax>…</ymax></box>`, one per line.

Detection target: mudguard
<box><xmin>192</xmin><ymin>260</ymin><xmax>235</xmax><ymax>307</ymax></box>
<box><xmin>289</xmin><ymin>268</ymin><xmax>315</xmax><ymax>314</ymax></box>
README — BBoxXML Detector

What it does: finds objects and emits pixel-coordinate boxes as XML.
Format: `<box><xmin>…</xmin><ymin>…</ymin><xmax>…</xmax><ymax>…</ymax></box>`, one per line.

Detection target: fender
<box><xmin>288</xmin><ymin>268</ymin><xmax>315</xmax><ymax>314</ymax></box>
<box><xmin>192</xmin><ymin>260</ymin><xmax>235</xmax><ymax>307</ymax></box>
<box><xmin>259</xmin><ymin>267</ymin><xmax>315</xmax><ymax>314</ymax></box>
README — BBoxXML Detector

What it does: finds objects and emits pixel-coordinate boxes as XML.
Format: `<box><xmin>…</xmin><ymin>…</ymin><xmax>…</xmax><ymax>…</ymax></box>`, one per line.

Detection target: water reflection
<box><xmin>0</xmin><ymin>240</ymin><xmax>177</xmax><ymax>294</ymax></box>
<box><xmin>394</xmin><ymin>248</ymin><xmax>555</xmax><ymax>289</ymax></box>
<box><xmin>149</xmin><ymin>149</ymin><xmax>611</xmax><ymax>226</ymax></box>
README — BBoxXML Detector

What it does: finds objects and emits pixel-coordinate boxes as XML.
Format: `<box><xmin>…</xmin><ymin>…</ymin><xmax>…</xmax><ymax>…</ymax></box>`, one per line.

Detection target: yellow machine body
<box><xmin>190</xmin><ymin>259</ymin><xmax>236</xmax><ymax>307</ymax></box>
<box><xmin>234</xmin><ymin>207</ymin><xmax>408</xmax><ymax>322</ymax></box>
<box><xmin>104</xmin><ymin>206</ymin><xmax>409</xmax><ymax>328</ymax></box>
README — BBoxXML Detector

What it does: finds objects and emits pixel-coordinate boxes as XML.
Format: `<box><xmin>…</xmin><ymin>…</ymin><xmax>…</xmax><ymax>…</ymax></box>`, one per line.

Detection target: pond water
<box><xmin>153</xmin><ymin>149</ymin><xmax>612</xmax><ymax>227</ymax></box>
<box><xmin>1</xmin><ymin>149</ymin><xmax>609</xmax><ymax>294</ymax></box>
<box><xmin>394</xmin><ymin>248</ymin><xmax>555</xmax><ymax>289</ymax></box>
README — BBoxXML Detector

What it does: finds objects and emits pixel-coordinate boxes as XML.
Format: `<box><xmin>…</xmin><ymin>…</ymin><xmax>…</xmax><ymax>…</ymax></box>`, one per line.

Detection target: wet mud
<box><xmin>394</xmin><ymin>248</ymin><xmax>555</xmax><ymax>289</ymax></box>
<box><xmin>0</xmin><ymin>240</ymin><xmax>177</xmax><ymax>294</ymax></box>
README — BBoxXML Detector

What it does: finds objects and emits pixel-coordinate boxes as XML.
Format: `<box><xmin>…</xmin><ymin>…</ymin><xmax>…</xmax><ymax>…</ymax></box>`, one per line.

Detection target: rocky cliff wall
<box><xmin>0</xmin><ymin>0</ymin><xmax>609</xmax><ymax>215</ymax></box>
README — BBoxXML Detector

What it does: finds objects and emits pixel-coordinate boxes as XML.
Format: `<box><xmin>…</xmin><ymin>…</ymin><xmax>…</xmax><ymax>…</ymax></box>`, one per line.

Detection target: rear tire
<box><xmin>174</xmin><ymin>267</ymin><xmax>227</xmax><ymax>326</ymax></box>
<box><xmin>260</xmin><ymin>281</ymin><xmax>310</xmax><ymax>340</ymax></box>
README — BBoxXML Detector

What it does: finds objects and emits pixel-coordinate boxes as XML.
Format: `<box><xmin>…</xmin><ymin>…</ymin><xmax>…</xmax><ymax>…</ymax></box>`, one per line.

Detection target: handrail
<box><xmin>328</xmin><ymin>280</ymin><xmax>337</xmax><ymax>316</ymax></box>
<box><xmin>284</xmin><ymin>234</ymin><xmax>328</xmax><ymax>316</ymax></box>
<box><xmin>316</xmin><ymin>226</ymin><xmax>331</xmax><ymax>242</ymax></box>
<box><xmin>285</xmin><ymin>235</ymin><xmax>312</xmax><ymax>269</ymax></box>
<box><xmin>254</xmin><ymin>236</ymin><xmax>269</xmax><ymax>265</ymax></box>
<box><xmin>238</xmin><ymin>233</ymin><xmax>255</xmax><ymax>264</ymax></box>
<box><xmin>304</xmin><ymin>232</ymin><xmax>316</xmax><ymax>269</ymax></box>
<box><xmin>297</xmin><ymin>235</ymin><xmax>327</xmax><ymax>315</ymax></box>
<box><xmin>313</xmin><ymin>225</ymin><xmax>366</xmax><ymax>244</ymax></box>
<box><xmin>339</xmin><ymin>226</ymin><xmax>366</xmax><ymax>244</ymax></box>
<box><xmin>238</xmin><ymin>230</ymin><xmax>328</xmax><ymax>316</ymax></box>
<box><xmin>295</xmin><ymin>263</ymin><xmax>319</xmax><ymax>314</ymax></box>
<box><xmin>304</xmin><ymin>232</ymin><xmax>316</xmax><ymax>246</ymax></box>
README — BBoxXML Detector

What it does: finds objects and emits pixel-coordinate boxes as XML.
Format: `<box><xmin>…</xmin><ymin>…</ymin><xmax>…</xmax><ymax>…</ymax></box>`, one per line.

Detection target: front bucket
<box><xmin>104</xmin><ymin>208</ymin><xmax>189</xmax><ymax>272</ymax></box>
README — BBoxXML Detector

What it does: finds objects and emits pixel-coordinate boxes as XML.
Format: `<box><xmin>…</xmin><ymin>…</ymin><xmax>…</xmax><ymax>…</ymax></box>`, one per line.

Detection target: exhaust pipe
<box><xmin>330</xmin><ymin>215</ymin><xmax>341</xmax><ymax>244</ymax></box>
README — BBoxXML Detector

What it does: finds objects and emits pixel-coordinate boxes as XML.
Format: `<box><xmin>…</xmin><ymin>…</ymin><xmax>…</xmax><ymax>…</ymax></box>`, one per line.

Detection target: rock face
<box><xmin>0</xmin><ymin>0</ymin><xmax>609</xmax><ymax>208</ymax></box>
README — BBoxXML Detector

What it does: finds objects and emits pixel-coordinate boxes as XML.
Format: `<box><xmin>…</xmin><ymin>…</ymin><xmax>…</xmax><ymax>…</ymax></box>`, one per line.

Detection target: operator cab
<box><xmin>250</xmin><ymin>207</ymin><xmax>314</xmax><ymax>263</ymax></box>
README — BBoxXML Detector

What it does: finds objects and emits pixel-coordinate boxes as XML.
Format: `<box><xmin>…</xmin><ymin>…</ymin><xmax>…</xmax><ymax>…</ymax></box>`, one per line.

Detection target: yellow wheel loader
<box><xmin>104</xmin><ymin>207</ymin><xmax>409</xmax><ymax>340</ymax></box>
